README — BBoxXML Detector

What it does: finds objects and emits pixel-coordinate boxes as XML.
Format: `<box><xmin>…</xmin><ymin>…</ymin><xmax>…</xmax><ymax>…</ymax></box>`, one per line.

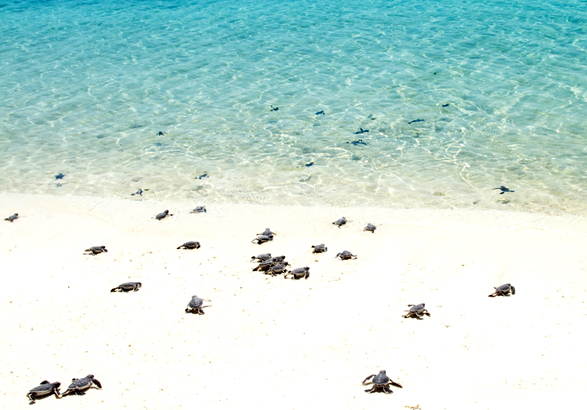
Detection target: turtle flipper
<box><xmin>511</xmin><ymin>286</ymin><xmax>516</xmax><ymax>295</ymax></box>
<box><xmin>390</xmin><ymin>380</ymin><xmax>403</xmax><ymax>388</ymax></box>
<box><xmin>91</xmin><ymin>379</ymin><xmax>102</xmax><ymax>389</ymax></box>
<box><xmin>362</xmin><ymin>374</ymin><xmax>375</xmax><ymax>385</ymax></box>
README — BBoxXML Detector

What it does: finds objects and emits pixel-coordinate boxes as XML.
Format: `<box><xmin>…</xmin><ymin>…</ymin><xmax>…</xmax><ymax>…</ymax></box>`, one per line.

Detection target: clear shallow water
<box><xmin>1</xmin><ymin>0</ymin><xmax>586</xmax><ymax>214</ymax></box>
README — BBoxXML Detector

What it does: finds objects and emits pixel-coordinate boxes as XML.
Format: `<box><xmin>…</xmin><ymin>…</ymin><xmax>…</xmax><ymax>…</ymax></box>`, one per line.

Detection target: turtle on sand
<box><xmin>403</xmin><ymin>303</ymin><xmax>430</xmax><ymax>319</ymax></box>
<box><xmin>488</xmin><ymin>283</ymin><xmax>515</xmax><ymax>297</ymax></box>
<box><xmin>284</xmin><ymin>267</ymin><xmax>310</xmax><ymax>280</ymax></box>
<box><xmin>251</xmin><ymin>234</ymin><xmax>273</xmax><ymax>244</ymax></box>
<box><xmin>190</xmin><ymin>206</ymin><xmax>207</xmax><ymax>213</ymax></box>
<box><xmin>177</xmin><ymin>241</ymin><xmax>201</xmax><ymax>250</ymax></box>
<box><xmin>336</xmin><ymin>250</ymin><xmax>357</xmax><ymax>260</ymax></box>
<box><xmin>251</xmin><ymin>253</ymin><xmax>272</xmax><ymax>262</ymax></box>
<box><xmin>333</xmin><ymin>217</ymin><xmax>347</xmax><ymax>228</ymax></box>
<box><xmin>85</xmin><ymin>246</ymin><xmax>107</xmax><ymax>255</ymax></box>
<box><xmin>311</xmin><ymin>244</ymin><xmax>327</xmax><ymax>253</ymax></box>
<box><xmin>61</xmin><ymin>375</ymin><xmax>101</xmax><ymax>397</ymax></box>
<box><xmin>364</xmin><ymin>223</ymin><xmax>376</xmax><ymax>233</ymax></box>
<box><xmin>27</xmin><ymin>380</ymin><xmax>61</xmax><ymax>403</ymax></box>
<box><xmin>185</xmin><ymin>295</ymin><xmax>206</xmax><ymax>314</ymax></box>
<box><xmin>110</xmin><ymin>282</ymin><xmax>142</xmax><ymax>292</ymax></box>
<box><xmin>4</xmin><ymin>213</ymin><xmax>18</xmax><ymax>222</ymax></box>
<box><xmin>155</xmin><ymin>210</ymin><xmax>173</xmax><ymax>220</ymax></box>
<box><xmin>362</xmin><ymin>370</ymin><xmax>403</xmax><ymax>394</ymax></box>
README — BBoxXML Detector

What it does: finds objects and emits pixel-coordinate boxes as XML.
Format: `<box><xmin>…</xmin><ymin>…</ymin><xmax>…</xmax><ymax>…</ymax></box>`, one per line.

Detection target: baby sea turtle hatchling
<box><xmin>61</xmin><ymin>374</ymin><xmax>101</xmax><ymax>397</ymax></box>
<box><xmin>110</xmin><ymin>282</ymin><xmax>142</xmax><ymax>292</ymax></box>
<box><xmin>251</xmin><ymin>253</ymin><xmax>272</xmax><ymax>262</ymax></box>
<box><xmin>27</xmin><ymin>380</ymin><xmax>61</xmax><ymax>403</ymax></box>
<box><xmin>251</xmin><ymin>234</ymin><xmax>273</xmax><ymax>244</ymax></box>
<box><xmin>155</xmin><ymin>210</ymin><xmax>173</xmax><ymax>220</ymax></box>
<box><xmin>190</xmin><ymin>206</ymin><xmax>207</xmax><ymax>213</ymax></box>
<box><xmin>177</xmin><ymin>241</ymin><xmax>201</xmax><ymax>250</ymax></box>
<box><xmin>362</xmin><ymin>370</ymin><xmax>403</xmax><ymax>394</ymax></box>
<box><xmin>4</xmin><ymin>213</ymin><xmax>18</xmax><ymax>222</ymax></box>
<box><xmin>333</xmin><ymin>216</ymin><xmax>347</xmax><ymax>227</ymax></box>
<box><xmin>364</xmin><ymin>223</ymin><xmax>376</xmax><ymax>233</ymax></box>
<box><xmin>312</xmin><ymin>244</ymin><xmax>327</xmax><ymax>253</ymax></box>
<box><xmin>488</xmin><ymin>283</ymin><xmax>516</xmax><ymax>297</ymax></box>
<box><xmin>336</xmin><ymin>250</ymin><xmax>357</xmax><ymax>260</ymax></box>
<box><xmin>84</xmin><ymin>245</ymin><xmax>107</xmax><ymax>255</ymax></box>
<box><xmin>403</xmin><ymin>303</ymin><xmax>431</xmax><ymax>319</ymax></box>
<box><xmin>185</xmin><ymin>295</ymin><xmax>206</xmax><ymax>315</ymax></box>
<box><xmin>493</xmin><ymin>186</ymin><xmax>514</xmax><ymax>194</ymax></box>
<box><xmin>284</xmin><ymin>267</ymin><xmax>310</xmax><ymax>280</ymax></box>
<box><xmin>268</xmin><ymin>263</ymin><xmax>288</xmax><ymax>276</ymax></box>
<box><xmin>257</xmin><ymin>228</ymin><xmax>276</xmax><ymax>236</ymax></box>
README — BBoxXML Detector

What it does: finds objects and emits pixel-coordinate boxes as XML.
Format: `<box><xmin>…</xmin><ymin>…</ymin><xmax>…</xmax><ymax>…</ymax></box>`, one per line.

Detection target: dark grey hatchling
<box><xmin>27</xmin><ymin>380</ymin><xmax>61</xmax><ymax>403</ymax></box>
<box><xmin>155</xmin><ymin>210</ymin><xmax>173</xmax><ymax>220</ymax></box>
<box><xmin>251</xmin><ymin>253</ymin><xmax>272</xmax><ymax>262</ymax></box>
<box><xmin>284</xmin><ymin>267</ymin><xmax>310</xmax><ymax>280</ymax></box>
<box><xmin>364</xmin><ymin>223</ymin><xmax>376</xmax><ymax>233</ymax></box>
<box><xmin>311</xmin><ymin>244</ymin><xmax>327</xmax><ymax>253</ymax></box>
<box><xmin>403</xmin><ymin>303</ymin><xmax>431</xmax><ymax>319</ymax></box>
<box><xmin>4</xmin><ymin>213</ymin><xmax>18</xmax><ymax>222</ymax></box>
<box><xmin>488</xmin><ymin>283</ymin><xmax>515</xmax><ymax>297</ymax></box>
<box><xmin>251</xmin><ymin>234</ymin><xmax>273</xmax><ymax>244</ymax></box>
<box><xmin>362</xmin><ymin>370</ymin><xmax>403</xmax><ymax>394</ymax></box>
<box><xmin>61</xmin><ymin>375</ymin><xmax>101</xmax><ymax>397</ymax></box>
<box><xmin>85</xmin><ymin>245</ymin><xmax>107</xmax><ymax>255</ymax></box>
<box><xmin>185</xmin><ymin>295</ymin><xmax>206</xmax><ymax>315</ymax></box>
<box><xmin>177</xmin><ymin>241</ymin><xmax>201</xmax><ymax>250</ymax></box>
<box><xmin>336</xmin><ymin>250</ymin><xmax>357</xmax><ymax>260</ymax></box>
<box><xmin>110</xmin><ymin>282</ymin><xmax>142</xmax><ymax>292</ymax></box>
<box><xmin>190</xmin><ymin>206</ymin><xmax>207</xmax><ymax>213</ymax></box>
<box><xmin>257</xmin><ymin>228</ymin><xmax>276</xmax><ymax>236</ymax></box>
<box><xmin>332</xmin><ymin>216</ymin><xmax>347</xmax><ymax>227</ymax></box>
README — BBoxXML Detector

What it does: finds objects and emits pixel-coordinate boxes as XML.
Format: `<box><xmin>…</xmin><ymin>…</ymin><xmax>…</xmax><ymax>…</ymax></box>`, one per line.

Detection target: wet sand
<box><xmin>2</xmin><ymin>193</ymin><xmax>587</xmax><ymax>409</ymax></box>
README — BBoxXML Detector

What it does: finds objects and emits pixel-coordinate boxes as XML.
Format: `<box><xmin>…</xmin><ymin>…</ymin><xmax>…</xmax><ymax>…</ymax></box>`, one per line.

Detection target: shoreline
<box><xmin>2</xmin><ymin>193</ymin><xmax>587</xmax><ymax>409</ymax></box>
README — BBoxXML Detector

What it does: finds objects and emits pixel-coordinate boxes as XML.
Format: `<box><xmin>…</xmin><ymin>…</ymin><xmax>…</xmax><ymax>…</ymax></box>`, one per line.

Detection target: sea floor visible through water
<box><xmin>1</xmin><ymin>0</ymin><xmax>586</xmax><ymax>215</ymax></box>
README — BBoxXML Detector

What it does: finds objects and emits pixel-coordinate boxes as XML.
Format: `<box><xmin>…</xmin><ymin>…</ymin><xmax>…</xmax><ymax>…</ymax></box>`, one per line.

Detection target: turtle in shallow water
<box><xmin>190</xmin><ymin>206</ymin><xmax>207</xmax><ymax>213</ymax></box>
<box><xmin>251</xmin><ymin>234</ymin><xmax>273</xmax><ymax>244</ymax></box>
<box><xmin>251</xmin><ymin>253</ymin><xmax>272</xmax><ymax>262</ymax></box>
<box><xmin>311</xmin><ymin>243</ymin><xmax>327</xmax><ymax>253</ymax></box>
<box><xmin>4</xmin><ymin>213</ymin><xmax>18</xmax><ymax>222</ymax></box>
<box><xmin>403</xmin><ymin>303</ymin><xmax>430</xmax><ymax>319</ymax></box>
<box><xmin>284</xmin><ymin>267</ymin><xmax>310</xmax><ymax>280</ymax></box>
<box><xmin>110</xmin><ymin>282</ymin><xmax>142</xmax><ymax>292</ymax></box>
<box><xmin>61</xmin><ymin>374</ymin><xmax>101</xmax><ymax>397</ymax></box>
<box><xmin>155</xmin><ymin>210</ymin><xmax>173</xmax><ymax>220</ymax></box>
<box><xmin>336</xmin><ymin>250</ymin><xmax>357</xmax><ymax>260</ymax></box>
<box><xmin>362</xmin><ymin>370</ymin><xmax>403</xmax><ymax>394</ymax></box>
<box><xmin>27</xmin><ymin>380</ymin><xmax>61</xmax><ymax>403</ymax></box>
<box><xmin>333</xmin><ymin>216</ymin><xmax>347</xmax><ymax>228</ymax></box>
<box><xmin>185</xmin><ymin>295</ymin><xmax>206</xmax><ymax>314</ymax></box>
<box><xmin>85</xmin><ymin>246</ymin><xmax>107</xmax><ymax>255</ymax></box>
<box><xmin>493</xmin><ymin>186</ymin><xmax>514</xmax><ymax>194</ymax></box>
<box><xmin>364</xmin><ymin>223</ymin><xmax>376</xmax><ymax>233</ymax></box>
<box><xmin>177</xmin><ymin>241</ymin><xmax>201</xmax><ymax>250</ymax></box>
<box><xmin>488</xmin><ymin>283</ymin><xmax>515</xmax><ymax>297</ymax></box>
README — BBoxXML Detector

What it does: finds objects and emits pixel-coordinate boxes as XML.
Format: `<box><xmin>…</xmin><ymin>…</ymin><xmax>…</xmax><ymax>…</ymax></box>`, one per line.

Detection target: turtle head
<box><xmin>86</xmin><ymin>374</ymin><xmax>94</xmax><ymax>379</ymax></box>
<box><xmin>53</xmin><ymin>382</ymin><xmax>61</xmax><ymax>388</ymax></box>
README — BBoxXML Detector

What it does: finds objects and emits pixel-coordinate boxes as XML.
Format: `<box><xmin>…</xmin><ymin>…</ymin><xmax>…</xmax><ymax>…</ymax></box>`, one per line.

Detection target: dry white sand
<box><xmin>2</xmin><ymin>193</ymin><xmax>587</xmax><ymax>409</ymax></box>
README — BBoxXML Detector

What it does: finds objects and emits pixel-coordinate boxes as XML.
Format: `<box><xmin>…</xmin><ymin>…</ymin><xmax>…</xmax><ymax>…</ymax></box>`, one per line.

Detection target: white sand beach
<box><xmin>2</xmin><ymin>193</ymin><xmax>587</xmax><ymax>409</ymax></box>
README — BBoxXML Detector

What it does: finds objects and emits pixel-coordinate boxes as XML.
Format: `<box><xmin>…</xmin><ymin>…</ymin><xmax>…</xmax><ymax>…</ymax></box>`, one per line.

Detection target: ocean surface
<box><xmin>1</xmin><ymin>0</ymin><xmax>586</xmax><ymax>214</ymax></box>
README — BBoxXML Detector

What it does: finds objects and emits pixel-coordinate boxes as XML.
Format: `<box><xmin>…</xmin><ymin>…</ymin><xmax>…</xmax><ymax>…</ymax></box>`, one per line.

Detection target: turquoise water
<box><xmin>1</xmin><ymin>0</ymin><xmax>586</xmax><ymax>214</ymax></box>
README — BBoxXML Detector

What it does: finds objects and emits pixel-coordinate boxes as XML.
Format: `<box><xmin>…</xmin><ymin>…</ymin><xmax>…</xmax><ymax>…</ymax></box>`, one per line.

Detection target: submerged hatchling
<box><xmin>270</xmin><ymin>105</ymin><xmax>279</xmax><ymax>111</ymax></box>
<box><xmin>311</xmin><ymin>243</ymin><xmax>327</xmax><ymax>253</ymax></box>
<box><xmin>190</xmin><ymin>206</ymin><xmax>207</xmax><ymax>213</ymax></box>
<box><xmin>85</xmin><ymin>245</ymin><xmax>107</xmax><ymax>255</ymax></box>
<box><xmin>362</xmin><ymin>370</ymin><xmax>403</xmax><ymax>394</ymax></box>
<box><xmin>347</xmin><ymin>139</ymin><xmax>368</xmax><ymax>146</ymax></box>
<box><xmin>131</xmin><ymin>188</ymin><xmax>149</xmax><ymax>196</ymax></box>
<box><xmin>197</xmin><ymin>173</ymin><xmax>209</xmax><ymax>179</ymax></box>
<box><xmin>110</xmin><ymin>282</ymin><xmax>142</xmax><ymax>292</ymax></box>
<box><xmin>55</xmin><ymin>173</ymin><xmax>65</xmax><ymax>180</ymax></box>
<box><xmin>177</xmin><ymin>241</ymin><xmax>201</xmax><ymax>250</ymax></box>
<box><xmin>316</xmin><ymin>110</ymin><xmax>325</xmax><ymax>115</ymax></box>
<box><xmin>157</xmin><ymin>131</ymin><xmax>165</xmax><ymax>136</ymax></box>
<box><xmin>155</xmin><ymin>210</ymin><xmax>173</xmax><ymax>220</ymax></box>
<box><xmin>488</xmin><ymin>283</ymin><xmax>516</xmax><ymax>297</ymax></box>
<box><xmin>354</xmin><ymin>127</ymin><xmax>369</xmax><ymax>134</ymax></box>
<box><xmin>284</xmin><ymin>267</ymin><xmax>310</xmax><ymax>280</ymax></box>
<box><xmin>403</xmin><ymin>303</ymin><xmax>431</xmax><ymax>319</ymax></box>
<box><xmin>493</xmin><ymin>186</ymin><xmax>514</xmax><ymax>194</ymax></box>
<box><xmin>364</xmin><ymin>223</ymin><xmax>376</xmax><ymax>233</ymax></box>
<box><xmin>251</xmin><ymin>234</ymin><xmax>273</xmax><ymax>244</ymax></box>
<box><xmin>336</xmin><ymin>250</ymin><xmax>357</xmax><ymax>260</ymax></box>
<box><xmin>332</xmin><ymin>216</ymin><xmax>347</xmax><ymax>228</ymax></box>
<box><xmin>185</xmin><ymin>295</ymin><xmax>206</xmax><ymax>315</ymax></box>
<box><xmin>407</xmin><ymin>119</ymin><xmax>425</xmax><ymax>125</ymax></box>
<box><xmin>27</xmin><ymin>380</ymin><xmax>61</xmax><ymax>403</ymax></box>
<box><xmin>4</xmin><ymin>213</ymin><xmax>18</xmax><ymax>222</ymax></box>
<box><xmin>61</xmin><ymin>374</ymin><xmax>101</xmax><ymax>397</ymax></box>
